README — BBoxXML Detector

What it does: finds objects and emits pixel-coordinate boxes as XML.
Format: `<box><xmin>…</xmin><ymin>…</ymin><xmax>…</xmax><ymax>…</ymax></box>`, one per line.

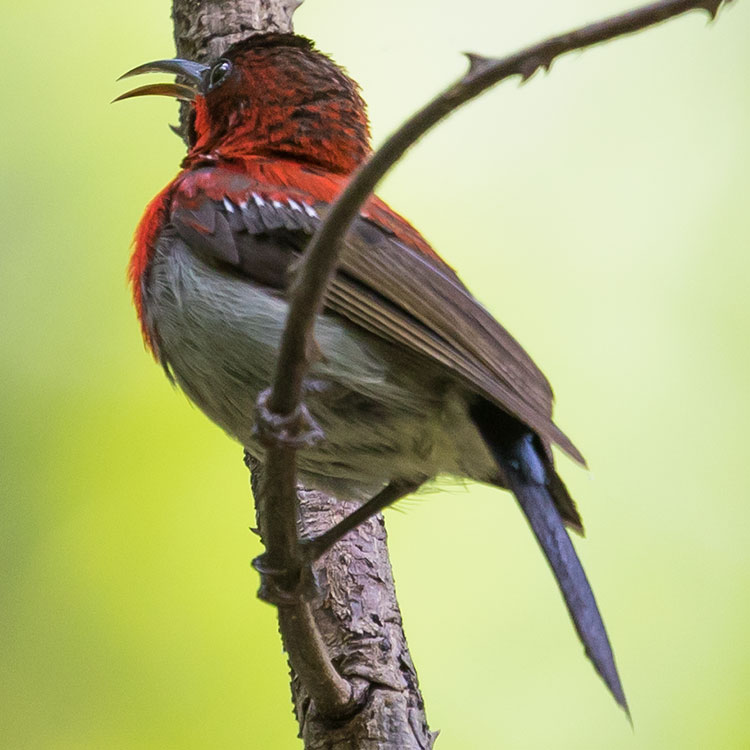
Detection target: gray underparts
<box><xmin>143</xmin><ymin>236</ymin><xmax>497</xmax><ymax>499</ymax></box>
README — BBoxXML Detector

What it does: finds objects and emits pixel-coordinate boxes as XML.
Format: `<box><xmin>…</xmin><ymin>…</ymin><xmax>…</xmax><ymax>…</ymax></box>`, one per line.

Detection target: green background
<box><xmin>2</xmin><ymin>0</ymin><xmax>749</xmax><ymax>747</ymax></box>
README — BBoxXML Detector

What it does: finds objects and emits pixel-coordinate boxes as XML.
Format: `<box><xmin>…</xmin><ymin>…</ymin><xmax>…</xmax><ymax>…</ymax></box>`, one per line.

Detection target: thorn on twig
<box><xmin>463</xmin><ymin>51</ymin><xmax>493</xmax><ymax>78</ymax></box>
<box><xmin>518</xmin><ymin>56</ymin><xmax>544</xmax><ymax>82</ymax></box>
<box><xmin>253</xmin><ymin>388</ymin><xmax>325</xmax><ymax>450</ymax></box>
<box><xmin>700</xmin><ymin>0</ymin><xmax>723</xmax><ymax>20</ymax></box>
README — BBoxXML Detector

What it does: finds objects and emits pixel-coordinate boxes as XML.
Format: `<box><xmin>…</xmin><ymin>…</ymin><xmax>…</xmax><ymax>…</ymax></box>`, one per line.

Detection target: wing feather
<box><xmin>169</xmin><ymin>172</ymin><xmax>584</xmax><ymax>464</ymax></box>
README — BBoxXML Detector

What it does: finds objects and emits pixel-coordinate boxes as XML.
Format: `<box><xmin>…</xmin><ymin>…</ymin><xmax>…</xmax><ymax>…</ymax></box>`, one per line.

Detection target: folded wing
<box><xmin>169</xmin><ymin>167</ymin><xmax>585</xmax><ymax>465</ymax></box>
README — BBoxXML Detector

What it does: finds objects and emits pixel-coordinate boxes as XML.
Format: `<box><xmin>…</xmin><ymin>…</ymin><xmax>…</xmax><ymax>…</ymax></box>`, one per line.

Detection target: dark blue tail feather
<box><xmin>471</xmin><ymin>402</ymin><xmax>629</xmax><ymax>716</ymax></box>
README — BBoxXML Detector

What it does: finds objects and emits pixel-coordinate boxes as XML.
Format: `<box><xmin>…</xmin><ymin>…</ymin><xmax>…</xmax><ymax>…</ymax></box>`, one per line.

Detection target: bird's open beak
<box><xmin>113</xmin><ymin>58</ymin><xmax>210</xmax><ymax>103</ymax></box>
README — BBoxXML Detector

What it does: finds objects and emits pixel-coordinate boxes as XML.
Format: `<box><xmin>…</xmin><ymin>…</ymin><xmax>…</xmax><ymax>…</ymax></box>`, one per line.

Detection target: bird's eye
<box><xmin>208</xmin><ymin>59</ymin><xmax>232</xmax><ymax>91</ymax></box>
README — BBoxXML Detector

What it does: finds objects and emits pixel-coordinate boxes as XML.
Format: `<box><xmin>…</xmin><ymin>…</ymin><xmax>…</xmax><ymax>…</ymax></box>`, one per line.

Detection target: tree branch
<box><xmin>169</xmin><ymin>0</ymin><xmax>734</xmax><ymax>746</ymax></box>
<box><xmin>257</xmin><ymin>0</ymin><xmax>733</xmax><ymax>735</ymax></box>
<box><xmin>249</xmin><ymin>460</ymin><xmax>436</xmax><ymax>748</ymax></box>
<box><xmin>269</xmin><ymin>0</ymin><xmax>734</xmax><ymax>424</ymax></box>
<box><xmin>173</xmin><ymin>0</ymin><xmax>302</xmax><ymax>61</ymax></box>
<box><xmin>171</xmin><ymin>1</ymin><xmax>434</xmax><ymax>747</ymax></box>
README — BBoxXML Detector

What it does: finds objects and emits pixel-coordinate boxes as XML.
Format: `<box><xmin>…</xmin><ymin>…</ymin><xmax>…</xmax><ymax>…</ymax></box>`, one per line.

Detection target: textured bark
<box><xmin>173</xmin><ymin>0</ymin><xmax>302</xmax><ymax>60</ymax></box>
<box><xmin>250</xmin><ymin>462</ymin><xmax>436</xmax><ymax>750</ymax></box>
<box><xmin>169</xmin><ymin>2</ymin><xmax>434</xmax><ymax>747</ymax></box>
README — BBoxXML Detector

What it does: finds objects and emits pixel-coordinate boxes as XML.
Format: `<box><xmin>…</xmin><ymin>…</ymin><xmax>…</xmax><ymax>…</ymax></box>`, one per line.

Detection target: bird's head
<box><xmin>116</xmin><ymin>33</ymin><xmax>371</xmax><ymax>174</ymax></box>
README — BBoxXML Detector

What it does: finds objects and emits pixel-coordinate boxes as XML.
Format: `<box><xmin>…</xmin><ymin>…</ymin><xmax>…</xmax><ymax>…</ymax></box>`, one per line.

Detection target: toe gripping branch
<box><xmin>253</xmin><ymin>387</ymin><xmax>325</xmax><ymax>450</ymax></box>
<box><xmin>251</xmin><ymin>550</ymin><xmax>320</xmax><ymax>606</ymax></box>
<box><xmin>250</xmin><ymin>387</ymin><xmax>324</xmax><ymax>607</ymax></box>
<box><xmin>251</xmin><ymin>387</ymin><xmax>423</xmax><ymax>607</ymax></box>
<box><xmin>299</xmin><ymin>479</ymin><xmax>425</xmax><ymax>561</ymax></box>
<box><xmin>247</xmin><ymin>389</ymin><xmax>421</xmax><ymax>721</ymax></box>
<box><xmin>251</xmin><ymin>478</ymin><xmax>425</xmax><ymax>607</ymax></box>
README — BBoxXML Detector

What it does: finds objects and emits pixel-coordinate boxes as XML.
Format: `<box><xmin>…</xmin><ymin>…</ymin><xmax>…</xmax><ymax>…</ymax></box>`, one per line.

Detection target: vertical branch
<box><xmin>173</xmin><ymin>0</ymin><xmax>302</xmax><ymax>60</ymax></box>
<box><xmin>164</xmin><ymin>0</ymin><xmax>729</xmax><ymax>745</ymax></box>
<box><xmin>248</xmin><ymin>462</ymin><xmax>436</xmax><ymax>750</ymax></box>
<box><xmin>169</xmin><ymin>2</ymin><xmax>434</xmax><ymax>747</ymax></box>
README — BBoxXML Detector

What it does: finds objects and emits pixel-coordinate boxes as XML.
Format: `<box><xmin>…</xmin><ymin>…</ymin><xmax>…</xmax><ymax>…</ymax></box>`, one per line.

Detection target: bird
<box><xmin>117</xmin><ymin>32</ymin><xmax>627</xmax><ymax>713</ymax></box>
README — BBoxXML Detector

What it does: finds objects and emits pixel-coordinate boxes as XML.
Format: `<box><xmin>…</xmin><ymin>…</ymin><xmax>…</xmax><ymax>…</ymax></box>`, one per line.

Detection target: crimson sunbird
<box><xmin>118</xmin><ymin>32</ymin><xmax>627</xmax><ymax>713</ymax></box>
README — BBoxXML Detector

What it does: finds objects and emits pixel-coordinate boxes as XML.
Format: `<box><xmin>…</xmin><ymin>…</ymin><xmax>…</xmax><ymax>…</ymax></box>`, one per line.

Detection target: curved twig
<box><xmin>267</xmin><ymin>0</ymin><xmax>733</xmax><ymax>419</ymax></box>
<box><xmin>255</xmin><ymin>0</ymin><xmax>733</xmax><ymax>731</ymax></box>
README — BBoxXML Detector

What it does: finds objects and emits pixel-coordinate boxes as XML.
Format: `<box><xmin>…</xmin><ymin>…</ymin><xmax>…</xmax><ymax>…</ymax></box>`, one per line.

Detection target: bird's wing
<box><xmin>168</xmin><ymin>167</ymin><xmax>584</xmax><ymax>464</ymax></box>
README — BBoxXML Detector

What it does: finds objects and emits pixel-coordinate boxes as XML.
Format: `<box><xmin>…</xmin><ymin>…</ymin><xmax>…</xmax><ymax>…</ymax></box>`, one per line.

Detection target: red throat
<box><xmin>129</xmin><ymin>180</ymin><xmax>175</xmax><ymax>350</ymax></box>
<box><xmin>185</xmin><ymin>98</ymin><xmax>370</xmax><ymax>176</ymax></box>
<box><xmin>183</xmin><ymin>38</ymin><xmax>372</xmax><ymax>175</ymax></box>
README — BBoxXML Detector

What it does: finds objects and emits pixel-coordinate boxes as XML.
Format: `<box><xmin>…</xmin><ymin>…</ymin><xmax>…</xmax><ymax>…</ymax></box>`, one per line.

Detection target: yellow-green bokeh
<box><xmin>2</xmin><ymin>1</ymin><xmax>748</xmax><ymax>747</ymax></box>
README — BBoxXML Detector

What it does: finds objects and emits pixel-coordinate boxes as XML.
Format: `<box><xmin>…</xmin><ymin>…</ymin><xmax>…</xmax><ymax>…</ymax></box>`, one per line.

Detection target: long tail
<box><xmin>470</xmin><ymin>401</ymin><xmax>629</xmax><ymax>716</ymax></box>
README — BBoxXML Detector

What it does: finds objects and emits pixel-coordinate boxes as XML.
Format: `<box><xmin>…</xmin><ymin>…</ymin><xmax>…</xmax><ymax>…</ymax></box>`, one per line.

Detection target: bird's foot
<box><xmin>252</xmin><ymin>553</ymin><xmax>322</xmax><ymax>606</ymax></box>
<box><xmin>298</xmin><ymin>479</ymin><xmax>427</xmax><ymax>563</ymax></box>
<box><xmin>253</xmin><ymin>388</ymin><xmax>324</xmax><ymax>450</ymax></box>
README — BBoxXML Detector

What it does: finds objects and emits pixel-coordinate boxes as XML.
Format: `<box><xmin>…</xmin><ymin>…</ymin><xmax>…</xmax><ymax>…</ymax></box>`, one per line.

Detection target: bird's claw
<box><xmin>253</xmin><ymin>389</ymin><xmax>324</xmax><ymax>450</ymax></box>
<box><xmin>298</xmin><ymin>535</ymin><xmax>328</xmax><ymax>565</ymax></box>
<box><xmin>252</xmin><ymin>553</ymin><xmax>322</xmax><ymax>606</ymax></box>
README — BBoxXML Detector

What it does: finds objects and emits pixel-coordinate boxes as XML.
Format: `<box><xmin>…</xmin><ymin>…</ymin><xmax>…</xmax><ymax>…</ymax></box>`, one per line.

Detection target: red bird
<box><xmin>118</xmin><ymin>33</ymin><xmax>627</xmax><ymax>712</ymax></box>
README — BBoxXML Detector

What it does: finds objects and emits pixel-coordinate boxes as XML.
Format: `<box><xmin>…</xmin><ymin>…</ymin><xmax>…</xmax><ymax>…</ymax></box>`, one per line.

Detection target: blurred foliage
<box><xmin>1</xmin><ymin>0</ymin><xmax>749</xmax><ymax>748</ymax></box>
